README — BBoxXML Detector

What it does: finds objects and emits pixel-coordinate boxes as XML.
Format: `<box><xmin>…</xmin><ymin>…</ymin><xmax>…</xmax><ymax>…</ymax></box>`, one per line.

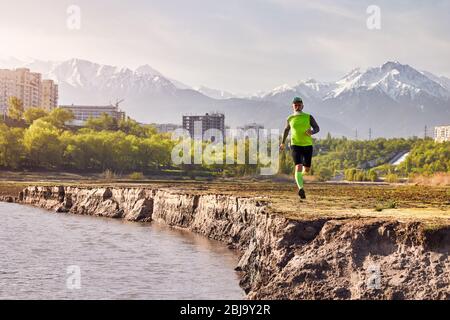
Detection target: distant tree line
<box><xmin>1</xmin><ymin>97</ymin><xmax>449</xmax><ymax>179</ymax></box>
<box><xmin>279</xmin><ymin>133</ymin><xmax>449</xmax><ymax>182</ymax></box>
<box><xmin>0</xmin><ymin>97</ymin><xmax>174</xmax><ymax>173</ymax></box>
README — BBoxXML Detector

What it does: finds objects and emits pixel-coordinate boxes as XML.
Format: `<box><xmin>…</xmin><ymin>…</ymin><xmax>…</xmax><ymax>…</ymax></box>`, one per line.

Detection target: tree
<box><xmin>7</xmin><ymin>97</ymin><xmax>24</xmax><ymax>120</ymax></box>
<box><xmin>23</xmin><ymin>119</ymin><xmax>62</xmax><ymax>168</ymax></box>
<box><xmin>86</xmin><ymin>113</ymin><xmax>118</xmax><ymax>131</ymax></box>
<box><xmin>0</xmin><ymin>123</ymin><xmax>25</xmax><ymax>168</ymax></box>
<box><xmin>118</xmin><ymin>117</ymin><xmax>147</xmax><ymax>137</ymax></box>
<box><xmin>24</xmin><ymin>107</ymin><xmax>49</xmax><ymax>125</ymax></box>
<box><xmin>42</xmin><ymin>108</ymin><xmax>74</xmax><ymax>129</ymax></box>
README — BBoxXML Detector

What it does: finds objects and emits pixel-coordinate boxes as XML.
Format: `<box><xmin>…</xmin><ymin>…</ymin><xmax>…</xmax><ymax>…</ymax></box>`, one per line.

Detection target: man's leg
<box><xmin>295</xmin><ymin>164</ymin><xmax>304</xmax><ymax>190</ymax></box>
<box><xmin>297</xmin><ymin>146</ymin><xmax>313</xmax><ymax>199</ymax></box>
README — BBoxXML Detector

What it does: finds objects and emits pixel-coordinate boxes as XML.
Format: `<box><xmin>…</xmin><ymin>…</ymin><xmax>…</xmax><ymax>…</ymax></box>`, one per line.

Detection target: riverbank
<box><xmin>1</xmin><ymin>182</ymin><xmax>448</xmax><ymax>300</ymax></box>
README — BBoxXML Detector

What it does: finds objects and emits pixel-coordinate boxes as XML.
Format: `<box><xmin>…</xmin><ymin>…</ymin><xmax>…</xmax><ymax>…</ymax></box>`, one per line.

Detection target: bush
<box><xmin>386</xmin><ymin>173</ymin><xmax>399</xmax><ymax>183</ymax></box>
<box><xmin>128</xmin><ymin>172</ymin><xmax>144</xmax><ymax>180</ymax></box>
<box><xmin>368</xmin><ymin>169</ymin><xmax>378</xmax><ymax>182</ymax></box>
<box><xmin>315</xmin><ymin>167</ymin><xmax>333</xmax><ymax>182</ymax></box>
<box><xmin>344</xmin><ymin>168</ymin><xmax>357</xmax><ymax>181</ymax></box>
<box><xmin>354</xmin><ymin>171</ymin><xmax>366</xmax><ymax>181</ymax></box>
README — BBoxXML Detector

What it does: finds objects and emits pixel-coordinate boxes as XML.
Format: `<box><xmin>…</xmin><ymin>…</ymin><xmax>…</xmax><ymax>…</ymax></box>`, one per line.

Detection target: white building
<box><xmin>60</xmin><ymin>104</ymin><xmax>126</xmax><ymax>123</ymax></box>
<box><xmin>434</xmin><ymin>125</ymin><xmax>450</xmax><ymax>143</ymax></box>
<box><xmin>0</xmin><ymin>68</ymin><xmax>58</xmax><ymax>114</ymax></box>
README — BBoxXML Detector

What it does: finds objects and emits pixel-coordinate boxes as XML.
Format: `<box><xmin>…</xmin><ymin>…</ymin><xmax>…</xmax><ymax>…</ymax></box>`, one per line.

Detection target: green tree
<box><xmin>86</xmin><ymin>113</ymin><xmax>118</xmax><ymax>131</ymax></box>
<box><xmin>42</xmin><ymin>108</ymin><xmax>74</xmax><ymax>129</ymax></box>
<box><xmin>118</xmin><ymin>117</ymin><xmax>147</xmax><ymax>137</ymax></box>
<box><xmin>7</xmin><ymin>97</ymin><xmax>24</xmax><ymax>120</ymax></box>
<box><xmin>23</xmin><ymin>107</ymin><xmax>49</xmax><ymax>125</ymax></box>
<box><xmin>23</xmin><ymin>119</ymin><xmax>62</xmax><ymax>168</ymax></box>
<box><xmin>0</xmin><ymin>123</ymin><xmax>25</xmax><ymax>168</ymax></box>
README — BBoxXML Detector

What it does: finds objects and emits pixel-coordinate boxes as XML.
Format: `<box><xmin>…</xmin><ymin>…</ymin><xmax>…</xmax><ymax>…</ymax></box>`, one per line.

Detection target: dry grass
<box><xmin>410</xmin><ymin>172</ymin><xmax>450</xmax><ymax>186</ymax></box>
<box><xmin>1</xmin><ymin>172</ymin><xmax>449</xmax><ymax>227</ymax></box>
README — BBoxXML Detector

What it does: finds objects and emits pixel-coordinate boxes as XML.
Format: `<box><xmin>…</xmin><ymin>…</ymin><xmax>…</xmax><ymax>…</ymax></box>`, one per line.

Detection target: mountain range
<box><xmin>1</xmin><ymin>57</ymin><xmax>449</xmax><ymax>138</ymax></box>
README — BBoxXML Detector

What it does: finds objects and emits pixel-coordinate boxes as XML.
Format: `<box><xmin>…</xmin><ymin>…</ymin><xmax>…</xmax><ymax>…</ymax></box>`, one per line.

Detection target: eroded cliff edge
<box><xmin>8</xmin><ymin>186</ymin><xmax>450</xmax><ymax>299</ymax></box>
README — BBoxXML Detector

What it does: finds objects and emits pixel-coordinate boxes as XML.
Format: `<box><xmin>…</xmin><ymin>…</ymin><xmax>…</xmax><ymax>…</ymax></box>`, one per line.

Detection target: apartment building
<box><xmin>434</xmin><ymin>125</ymin><xmax>450</xmax><ymax>143</ymax></box>
<box><xmin>41</xmin><ymin>79</ymin><xmax>59</xmax><ymax>111</ymax></box>
<box><xmin>0</xmin><ymin>68</ymin><xmax>58</xmax><ymax>114</ymax></box>
<box><xmin>182</xmin><ymin>112</ymin><xmax>225</xmax><ymax>140</ymax></box>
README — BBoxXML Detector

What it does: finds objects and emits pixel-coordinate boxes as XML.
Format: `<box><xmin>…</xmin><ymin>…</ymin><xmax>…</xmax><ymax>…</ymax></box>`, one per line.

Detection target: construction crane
<box><xmin>115</xmin><ymin>98</ymin><xmax>124</xmax><ymax>108</ymax></box>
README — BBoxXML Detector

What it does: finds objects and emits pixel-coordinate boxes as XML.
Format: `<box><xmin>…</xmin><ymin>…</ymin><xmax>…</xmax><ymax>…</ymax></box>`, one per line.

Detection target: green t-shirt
<box><xmin>288</xmin><ymin>112</ymin><xmax>313</xmax><ymax>146</ymax></box>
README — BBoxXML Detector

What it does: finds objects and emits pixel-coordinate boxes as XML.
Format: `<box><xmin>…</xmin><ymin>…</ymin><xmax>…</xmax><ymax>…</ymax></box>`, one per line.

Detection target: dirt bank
<box><xmin>4</xmin><ymin>185</ymin><xmax>449</xmax><ymax>299</ymax></box>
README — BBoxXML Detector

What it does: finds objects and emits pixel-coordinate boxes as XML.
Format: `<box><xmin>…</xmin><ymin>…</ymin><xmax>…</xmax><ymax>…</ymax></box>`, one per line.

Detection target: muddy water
<box><xmin>0</xmin><ymin>203</ymin><xmax>244</xmax><ymax>299</ymax></box>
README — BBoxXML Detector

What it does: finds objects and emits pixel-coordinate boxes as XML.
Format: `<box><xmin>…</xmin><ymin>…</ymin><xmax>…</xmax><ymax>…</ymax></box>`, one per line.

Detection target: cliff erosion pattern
<box><xmin>8</xmin><ymin>186</ymin><xmax>449</xmax><ymax>300</ymax></box>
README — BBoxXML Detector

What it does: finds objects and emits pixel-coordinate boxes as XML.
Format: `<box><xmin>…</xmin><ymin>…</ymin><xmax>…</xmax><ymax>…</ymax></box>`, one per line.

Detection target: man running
<box><xmin>279</xmin><ymin>97</ymin><xmax>320</xmax><ymax>199</ymax></box>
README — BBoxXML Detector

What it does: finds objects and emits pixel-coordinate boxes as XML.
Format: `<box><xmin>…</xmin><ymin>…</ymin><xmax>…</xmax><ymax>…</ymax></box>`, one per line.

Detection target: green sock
<box><xmin>295</xmin><ymin>168</ymin><xmax>304</xmax><ymax>189</ymax></box>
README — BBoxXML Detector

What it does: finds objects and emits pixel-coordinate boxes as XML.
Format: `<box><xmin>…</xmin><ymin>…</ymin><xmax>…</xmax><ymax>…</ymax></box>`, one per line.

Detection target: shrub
<box><xmin>386</xmin><ymin>173</ymin><xmax>399</xmax><ymax>183</ymax></box>
<box><xmin>315</xmin><ymin>167</ymin><xmax>333</xmax><ymax>182</ymax></box>
<box><xmin>128</xmin><ymin>172</ymin><xmax>144</xmax><ymax>180</ymax></box>
<box><xmin>344</xmin><ymin>168</ymin><xmax>357</xmax><ymax>181</ymax></box>
<box><xmin>368</xmin><ymin>169</ymin><xmax>378</xmax><ymax>182</ymax></box>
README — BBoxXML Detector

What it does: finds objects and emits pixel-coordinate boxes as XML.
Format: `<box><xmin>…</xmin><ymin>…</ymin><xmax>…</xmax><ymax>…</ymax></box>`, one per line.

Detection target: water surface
<box><xmin>0</xmin><ymin>203</ymin><xmax>244</xmax><ymax>299</ymax></box>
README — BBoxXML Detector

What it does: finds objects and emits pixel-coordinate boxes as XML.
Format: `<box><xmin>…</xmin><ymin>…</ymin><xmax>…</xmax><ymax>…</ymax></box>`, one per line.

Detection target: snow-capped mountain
<box><xmin>194</xmin><ymin>86</ymin><xmax>235</xmax><ymax>99</ymax></box>
<box><xmin>326</xmin><ymin>61</ymin><xmax>450</xmax><ymax>101</ymax></box>
<box><xmin>260</xmin><ymin>79</ymin><xmax>336</xmax><ymax>105</ymax></box>
<box><xmin>1</xmin><ymin>58</ymin><xmax>449</xmax><ymax>137</ymax></box>
<box><xmin>31</xmin><ymin>58</ymin><xmax>176</xmax><ymax>96</ymax></box>
<box><xmin>420</xmin><ymin>71</ymin><xmax>450</xmax><ymax>92</ymax></box>
<box><xmin>262</xmin><ymin>61</ymin><xmax>450</xmax><ymax>102</ymax></box>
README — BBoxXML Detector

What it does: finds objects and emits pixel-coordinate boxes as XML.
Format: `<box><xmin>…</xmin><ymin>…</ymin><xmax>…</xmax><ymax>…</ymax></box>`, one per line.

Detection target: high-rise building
<box><xmin>41</xmin><ymin>80</ymin><xmax>59</xmax><ymax>110</ymax></box>
<box><xmin>434</xmin><ymin>125</ymin><xmax>450</xmax><ymax>142</ymax></box>
<box><xmin>0</xmin><ymin>68</ymin><xmax>58</xmax><ymax>114</ymax></box>
<box><xmin>182</xmin><ymin>112</ymin><xmax>225</xmax><ymax>140</ymax></box>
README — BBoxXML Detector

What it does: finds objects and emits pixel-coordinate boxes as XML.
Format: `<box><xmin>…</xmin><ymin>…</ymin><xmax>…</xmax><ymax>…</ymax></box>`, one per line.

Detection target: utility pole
<box><xmin>424</xmin><ymin>125</ymin><xmax>428</xmax><ymax>139</ymax></box>
<box><xmin>368</xmin><ymin>128</ymin><xmax>372</xmax><ymax>141</ymax></box>
<box><xmin>355</xmin><ymin>128</ymin><xmax>358</xmax><ymax>140</ymax></box>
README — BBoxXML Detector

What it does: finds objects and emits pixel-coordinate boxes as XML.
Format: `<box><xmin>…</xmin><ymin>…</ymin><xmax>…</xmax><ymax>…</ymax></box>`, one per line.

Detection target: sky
<box><xmin>0</xmin><ymin>0</ymin><xmax>449</xmax><ymax>93</ymax></box>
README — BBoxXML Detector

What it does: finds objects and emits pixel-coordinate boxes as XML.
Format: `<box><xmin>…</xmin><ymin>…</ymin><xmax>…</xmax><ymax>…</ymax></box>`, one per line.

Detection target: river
<box><xmin>0</xmin><ymin>202</ymin><xmax>244</xmax><ymax>299</ymax></box>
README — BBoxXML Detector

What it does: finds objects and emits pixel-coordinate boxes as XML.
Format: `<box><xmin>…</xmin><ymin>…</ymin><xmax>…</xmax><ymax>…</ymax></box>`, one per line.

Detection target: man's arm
<box><xmin>281</xmin><ymin>120</ymin><xmax>290</xmax><ymax>144</ymax></box>
<box><xmin>310</xmin><ymin>115</ymin><xmax>320</xmax><ymax>135</ymax></box>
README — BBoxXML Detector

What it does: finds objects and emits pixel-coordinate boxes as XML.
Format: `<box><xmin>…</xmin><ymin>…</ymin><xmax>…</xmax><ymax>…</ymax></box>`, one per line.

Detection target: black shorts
<box><xmin>291</xmin><ymin>145</ymin><xmax>313</xmax><ymax>167</ymax></box>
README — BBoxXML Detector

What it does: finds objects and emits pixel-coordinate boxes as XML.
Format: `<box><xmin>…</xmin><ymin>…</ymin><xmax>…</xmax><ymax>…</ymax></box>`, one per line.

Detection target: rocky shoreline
<box><xmin>2</xmin><ymin>186</ymin><xmax>449</xmax><ymax>299</ymax></box>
